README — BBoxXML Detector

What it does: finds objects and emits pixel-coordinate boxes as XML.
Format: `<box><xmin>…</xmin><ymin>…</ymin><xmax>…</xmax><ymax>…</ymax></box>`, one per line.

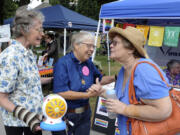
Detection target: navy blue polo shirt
<box><xmin>53</xmin><ymin>52</ymin><xmax>102</xmax><ymax>109</ymax></box>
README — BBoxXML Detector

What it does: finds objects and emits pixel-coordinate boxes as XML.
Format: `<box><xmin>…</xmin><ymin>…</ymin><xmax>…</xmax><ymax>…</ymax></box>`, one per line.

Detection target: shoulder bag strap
<box><xmin>129</xmin><ymin>61</ymin><xmax>168</xmax><ymax>104</ymax></box>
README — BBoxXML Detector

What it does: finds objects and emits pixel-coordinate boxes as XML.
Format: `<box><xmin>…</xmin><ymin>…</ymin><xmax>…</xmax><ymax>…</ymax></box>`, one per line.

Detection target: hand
<box><xmin>41</xmin><ymin>77</ymin><xmax>53</xmax><ymax>84</ymax></box>
<box><xmin>34</xmin><ymin>126</ymin><xmax>41</xmax><ymax>132</ymax></box>
<box><xmin>88</xmin><ymin>78</ymin><xmax>102</xmax><ymax>92</ymax></box>
<box><xmin>87</xmin><ymin>78</ymin><xmax>104</xmax><ymax>97</ymax></box>
<box><xmin>34</xmin><ymin>115</ymin><xmax>47</xmax><ymax>132</ymax></box>
<box><xmin>105</xmin><ymin>99</ymin><xmax>127</xmax><ymax>115</ymax></box>
<box><xmin>173</xmin><ymin>85</ymin><xmax>180</xmax><ymax>88</ymax></box>
<box><xmin>43</xmin><ymin>53</ymin><xmax>48</xmax><ymax>58</ymax></box>
<box><xmin>42</xmin><ymin>53</ymin><xmax>48</xmax><ymax>63</ymax></box>
<box><xmin>13</xmin><ymin>105</ymin><xmax>43</xmax><ymax>133</ymax></box>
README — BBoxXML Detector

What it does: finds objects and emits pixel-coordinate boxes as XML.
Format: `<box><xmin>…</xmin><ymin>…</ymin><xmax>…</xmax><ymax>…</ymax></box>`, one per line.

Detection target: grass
<box><xmin>94</xmin><ymin>54</ymin><xmax>122</xmax><ymax>75</ymax></box>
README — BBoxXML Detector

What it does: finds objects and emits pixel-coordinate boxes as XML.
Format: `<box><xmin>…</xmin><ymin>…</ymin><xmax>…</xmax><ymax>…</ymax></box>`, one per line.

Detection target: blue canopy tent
<box><xmin>4</xmin><ymin>4</ymin><xmax>99</xmax><ymax>30</ymax></box>
<box><xmin>4</xmin><ymin>4</ymin><xmax>99</xmax><ymax>55</ymax></box>
<box><xmin>100</xmin><ymin>0</ymin><xmax>180</xmax><ymax>19</ymax></box>
<box><xmin>93</xmin><ymin>0</ymin><xmax>180</xmax><ymax>72</ymax></box>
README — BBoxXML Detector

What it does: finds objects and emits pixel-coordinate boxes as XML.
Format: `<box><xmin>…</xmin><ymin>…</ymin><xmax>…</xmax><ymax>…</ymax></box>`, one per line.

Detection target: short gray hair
<box><xmin>12</xmin><ymin>6</ymin><xmax>44</xmax><ymax>38</ymax></box>
<box><xmin>70</xmin><ymin>31</ymin><xmax>95</xmax><ymax>49</ymax></box>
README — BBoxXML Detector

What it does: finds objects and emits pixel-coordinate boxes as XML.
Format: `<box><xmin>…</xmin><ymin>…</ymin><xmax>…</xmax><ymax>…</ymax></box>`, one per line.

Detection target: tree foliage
<box><xmin>50</xmin><ymin>0</ymin><xmax>115</xmax><ymax>20</ymax></box>
<box><xmin>18</xmin><ymin>0</ymin><xmax>30</xmax><ymax>6</ymax></box>
<box><xmin>76</xmin><ymin>0</ymin><xmax>99</xmax><ymax>20</ymax></box>
<box><xmin>0</xmin><ymin>0</ymin><xmax>116</xmax><ymax>25</ymax></box>
<box><xmin>0</xmin><ymin>0</ymin><xmax>18</xmax><ymax>24</ymax></box>
<box><xmin>0</xmin><ymin>0</ymin><xmax>5</xmax><ymax>24</ymax></box>
<box><xmin>97</xmin><ymin>0</ymin><xmax>115</xmax><ymax>6</ymax></box>
<box><xmin>75</xmin><ymin>0</ymin><xmax>115</xmax><ymax>20</ymax></box>
<box><xmin>50</xmin><ymin>0</ymin><xmax>70</xmax><ymax>8</ymax></box>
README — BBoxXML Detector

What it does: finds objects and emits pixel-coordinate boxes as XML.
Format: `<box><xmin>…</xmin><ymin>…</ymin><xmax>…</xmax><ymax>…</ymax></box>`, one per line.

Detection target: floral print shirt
<box><xmin>0</xmin><ymin>40</ymin><xmax>43</xmax><ymax>127</ymax></box>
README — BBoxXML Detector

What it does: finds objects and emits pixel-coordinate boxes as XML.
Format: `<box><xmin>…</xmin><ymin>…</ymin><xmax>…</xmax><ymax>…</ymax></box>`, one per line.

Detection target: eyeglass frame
<box><xmin>109</xmin><ymin>40</ymin><xmax>122</xmax><ymax>47</ymax></box>
<box><xmin>34</xmin><ymin>27</ymin><xmax>44</xmax><ymax>33</ymax></box>
<box><xmin>80</xmin><ymin>42</ymin><xmax>96</xmax><ymax>49</ymax></box>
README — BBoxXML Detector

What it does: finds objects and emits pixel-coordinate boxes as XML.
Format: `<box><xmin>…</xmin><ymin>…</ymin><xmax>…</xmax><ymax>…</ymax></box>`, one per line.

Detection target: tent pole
<box><xmin>63</xmin><ymin>28</ymin><xmax>67</xmax><ymax>56</ymax></box>
<box><xmin>92</xmin><ymin>19</ymin><xmax>101</xmax><ymax>61</ymax></box>
<box><xmin>106</xmin><ymin>33</ymin><xmax>111</xmax><ymax>76</ymax></box>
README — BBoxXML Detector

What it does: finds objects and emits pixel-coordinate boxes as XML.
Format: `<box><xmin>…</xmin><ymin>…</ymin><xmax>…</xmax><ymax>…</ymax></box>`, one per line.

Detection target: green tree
<box><xmin>0</xmin><ymin>0</ymin><xmax>37</xmax><ymax>25</ymax></box>
<box><xmin>50</xmin><ymin>0</ymin><xmax>60</xmax><ymax>5</ymax></box>
<box><xmin>18</xmin><ymin>0</ymin><xmax>30</xmax><ymax>6</ymax></box>
<box><xmin>97</xmin><ymin>0</ymin><xmax>115</xmax><ymax>6</ymax></box>
<box><xmin>0</xmin><ymin>0</ymin><xmax>18</xmax><ymax>24</ymax></box>
<box><xmin>0</xmin><ymin>0</ymin><xmax>5</xmax><ymax>24</ymax></box>
<box><xmin>75</xmin><ymin>0</ymin><xmax>115</xmax><ymax>20</ymax></box>
<box><xmin>50</xmin><ymin>0</ymin><xmax>70</xmax><ymax>8</ymax></box>
<box><xmin>76</xmin><ymin>0</ymin><xmax>99</xmax><ymax>20</ymax></box>
<box><xmin>96</xmin><ymin>0</ymin><xmax>115</xmax><ymax>19</ymax></box>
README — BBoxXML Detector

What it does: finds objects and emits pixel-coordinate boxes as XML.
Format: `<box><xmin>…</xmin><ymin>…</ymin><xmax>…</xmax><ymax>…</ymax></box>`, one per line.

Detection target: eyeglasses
<box><xmin>34</xmin><ymin>27</ymin><xmax>44</xmax><ymax>33</ymax></box>
<box><xmin>109</xmin><ymin>40</ymin><xmax>121</xmax><ymax>47</ymax></box>
<box><xmin>81</xmin><ymin>42</ymin><xmax>96</xmax><ymax>49</ymax></box>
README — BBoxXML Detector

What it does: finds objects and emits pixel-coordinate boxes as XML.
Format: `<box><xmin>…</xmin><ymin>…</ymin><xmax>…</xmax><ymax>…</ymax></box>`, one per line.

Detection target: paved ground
<box><xmin>0</xmin><ymin>112</ymin><xmax>104</xmax><ymax>135</ymax></box>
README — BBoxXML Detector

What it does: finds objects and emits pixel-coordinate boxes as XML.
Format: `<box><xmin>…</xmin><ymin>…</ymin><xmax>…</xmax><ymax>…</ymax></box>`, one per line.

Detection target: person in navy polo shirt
<box><xmin>53</xmin><ymin>31</ymin><xmax>115</xmax><ymax>135</ymax></box>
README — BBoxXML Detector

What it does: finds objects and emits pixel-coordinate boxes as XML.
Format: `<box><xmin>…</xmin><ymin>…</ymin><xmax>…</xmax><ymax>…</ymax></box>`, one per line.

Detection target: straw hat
<box><xmin>108</xmin><ymin>26</ymin><xmax>149</xmax><ymax>58</ymax></box>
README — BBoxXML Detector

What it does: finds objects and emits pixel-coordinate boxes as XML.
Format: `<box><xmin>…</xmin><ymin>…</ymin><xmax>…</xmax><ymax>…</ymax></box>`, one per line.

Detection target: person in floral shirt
<box><xmin>0</xmin><ymin>7</ymin><xmax>52</xmax><ymax>135</ymax></box>
<box><xmin>164</xmin><ymin>59</ymin><xmax>180</xmax><ymax>88</ymax></box>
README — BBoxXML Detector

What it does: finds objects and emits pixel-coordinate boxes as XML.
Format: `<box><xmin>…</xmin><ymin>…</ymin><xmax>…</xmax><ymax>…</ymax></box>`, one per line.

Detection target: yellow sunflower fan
<box><xmin>40</xmin><ymin>94</ymin><xmax>67</xmax><ymax>131</ymax></box>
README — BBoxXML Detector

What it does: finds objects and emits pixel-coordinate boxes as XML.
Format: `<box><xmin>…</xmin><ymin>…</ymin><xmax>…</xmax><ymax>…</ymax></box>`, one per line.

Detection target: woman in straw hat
<box><xmin>104</xmin><ymin>26</ymin><xmax>172</xmax><ymax>135</ymax></box>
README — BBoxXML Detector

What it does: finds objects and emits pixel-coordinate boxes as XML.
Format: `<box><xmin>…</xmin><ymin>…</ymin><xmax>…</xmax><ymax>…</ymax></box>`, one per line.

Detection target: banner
<box><xmin>145</xmin><ymin>41</ymin><xmax>180</xmax><ymax>66</ymax></box>
<box><xmin>115</xmin><ymin>23</ymin><xmax>123</xmax><ymax>28</ymax></box>
<box><xmin>123</xmin><ymin>23</ymin><xmax>135</xmax><ymax>29</ymax></box>
<box><xmin>163</xmin><ymin>27</ymin><xmax>180</xmax><ymax>47</ymax></box>
<box><xmin>148</xmin><ymin>26</ymin><xmax>164</xmax><ymax>47</ymax></box>
<box><xmin>136</xmin><ymin>25</ymin><xmax>150</xmax><ymax>43</ymax></box>
<box><xmin>103</xmin><ymin>19</ymin><xmax>114</xmax><ymax>33</ymax></box>
<box><xmin>0</xmin><ymin>24</ymin><xmax>11</xmax><ymax>43</ymax></box>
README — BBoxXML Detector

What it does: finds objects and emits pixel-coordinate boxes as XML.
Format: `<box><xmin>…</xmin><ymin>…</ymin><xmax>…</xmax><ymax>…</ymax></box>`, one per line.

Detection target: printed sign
<box><xmin>94</xmin><ymin>118</ymin><xmax>108</xmax><ymax>128</ymax></box>
<box><xmin>103</xmin><ymin>19</ymin><xmax>114</xmax><ymax>33</ymax></box>
<box><xmin>96</xmin><ymin>97</ymin><xmax>108</xmax><ymax>116</ymax></box>
<box><xmin>163</xmin><ymin>27</ymin><xmax>180</xmax><ymax>47</ymax></box>
<box><xmin>148</xmin><ymin>26</ymin><xmax>164</xmax><ymax>47</ymax></box>
<box><xmin>0</xmin><ymin>24</ymin><xmax>11</xmax><ymax>43</ymax></box>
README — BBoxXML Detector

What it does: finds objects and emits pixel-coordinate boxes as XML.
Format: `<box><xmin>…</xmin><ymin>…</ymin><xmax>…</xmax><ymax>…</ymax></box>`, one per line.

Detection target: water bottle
<box><xmin>106</xmin><ymin>89</ymin><xmax>117</xmax><ymax>119</ymax></box>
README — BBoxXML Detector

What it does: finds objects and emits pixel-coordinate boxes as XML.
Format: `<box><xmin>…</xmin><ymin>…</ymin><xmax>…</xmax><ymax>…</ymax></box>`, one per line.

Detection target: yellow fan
<box><xmin>45</xmin><ymin>98</ymin><xmax>66</xmax><ymax>119</ymax></box>
<box><xmin>40</xmin><ymin>94</ymin><xmax>67</xmax><ymax>131</ymax></box>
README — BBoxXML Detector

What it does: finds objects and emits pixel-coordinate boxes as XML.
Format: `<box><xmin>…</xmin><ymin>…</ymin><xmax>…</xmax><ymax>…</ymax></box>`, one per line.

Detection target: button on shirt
<box><xmin>0</xmin><ymin>40</ymin><xmax>43</xmax><ymax>127</ymax></box>
<box><xmin>53</xmin><ymin>52</ymin><xmax>102</xmax><ymax>109</ymax></box>
<box><xmin>115</xmin><ymin>58</ymin><xmax>170</xmax><ymax>135</ymax></box>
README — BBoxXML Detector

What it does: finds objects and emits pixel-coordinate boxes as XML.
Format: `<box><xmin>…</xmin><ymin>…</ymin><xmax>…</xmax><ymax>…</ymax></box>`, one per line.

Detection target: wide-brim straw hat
<box><xmin>108</xmin><ymin>26</ymin><xmax>149</xmax><ymax>58</ymax></box>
